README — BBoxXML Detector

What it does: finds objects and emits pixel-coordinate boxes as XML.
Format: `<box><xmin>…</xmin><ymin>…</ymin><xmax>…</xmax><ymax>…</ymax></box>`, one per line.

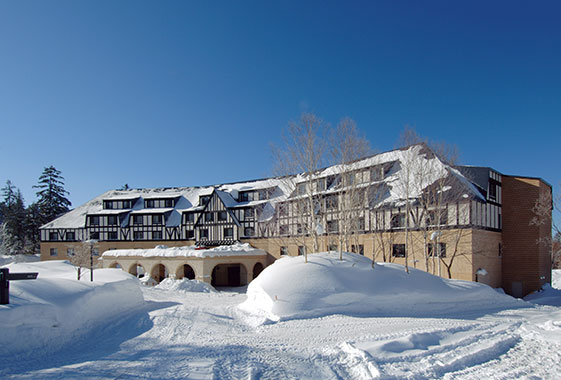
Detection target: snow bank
<box><xmin>238</xmin><ymin>252</ymin><xmax>525</xmax><ymax>324</ymax></box>
<box><xmin>0</xmin><ymin>260</ymin><xmax>145</xmax><ymax>357</ymax></box>
<box><xmin>102</xmin><ymin>242</ymin><xmax>266</xmax><ymax>258</ymax></box>
<box><xmin>0</xmin><ymin>254</ymin><xmax>40</xmax><ymax>267</ymax></box>
<box><xmin>156</xmin><ymin>278</ymin><xmax>217</xmax><ymax>293</ymax></box>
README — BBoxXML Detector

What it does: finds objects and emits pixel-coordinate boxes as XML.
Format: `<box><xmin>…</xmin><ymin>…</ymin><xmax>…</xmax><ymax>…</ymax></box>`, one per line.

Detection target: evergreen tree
<box><xmin>24</xmin><ymin>202</ymin><xmax>43</xmax><ymax>254</ymax></box>
<box><xmin>0</xmin><ymin>181</ymin><xmax>26</xmax><ymax>254</ymax></box>
<box><xmin>33</xmin><ymin>166</ymin><xmax>72</xmax><ymax>224</ymax></box>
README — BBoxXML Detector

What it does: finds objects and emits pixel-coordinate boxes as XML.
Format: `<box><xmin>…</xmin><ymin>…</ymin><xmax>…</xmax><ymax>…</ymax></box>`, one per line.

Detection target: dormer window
<box><xmin>146</xmin><ymin>200</ymin><xmax>155</xmax><ymax>208</ymax></box>
<box><xmin>200</xmin><ymin>195</ymin><xmax>211</xmax><ymax>205</ymax></box>
<box><xmin>370</xmin><ymin>166</ymin><xmax>384</xmax><ymax>181</ymax></box>
<box><xmin>297</xmin><ymin>183</ymin><xmax>306</xmax><ymax>196</ymax></box>
<box><xmin>165</xmin><ymin>199</ymin><xmax>173</xmax><ymax>208</ymax></box>
<box><xmin>239</xmin><ymin>191</ymin><xmax>254</xmax><ymax>202</ymax></box>
<box><xmin>152</xmin><ymin>215</ymin><xmax>163</xmax><ymax>225</ymax></box>
<box><xmin>104</xmin><ymin>201</ymin><xmax>114</xmax><ymax>209</ymax></box>
<box><xmin>123</xmin><ymin>200</ymin><xmax>132</xmax><ymax>209</ymax></box>
<box><xmin>107</xmin><ymin>215</ymin><xmax>118</xmax><ymax>226</ymax></box>
<box><xmin>90</xmin><ymin>216</ymin><xmax>100</xmax><ymax>226</ymax></box>
<box><xmin>185</xmin><ymin>212</ymin><xmax>195</xmax><ymax>223</ymax></box>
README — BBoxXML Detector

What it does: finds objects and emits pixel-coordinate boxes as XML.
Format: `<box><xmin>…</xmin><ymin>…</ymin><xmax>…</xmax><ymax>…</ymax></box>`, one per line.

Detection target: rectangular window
<box><xmin>218</xmin><ymin>211</ymin><xmax>228</xmax><ymax>221</ymax></box>
<box><xmin>371</xmin><ymin>166</ymin><xmax>383</xmax><ymax>181</ymax></box>
<box><xmin>297</xmin><ymin>183</ymin><xmax>306</xmax><ymax>196</ymax></box>
<box><xmin>298</xmin><ymin>246</ymin><xmax>306</xmax><ymax>256</ymax></box>
<box><xmin>104</xmin><ymin>201</ymin><xmax>114</xmax><ymax>209</ymax></box>
<box><xmin>90</xmin><ymin>216</ymin><xmax>100</xmax><ymax>226</ymax></box>
<box><xmin>391</xmin><ymin>213</ymin><xmax>406</xmax><ymax>228</ymax></box>
<box><xmin>185</xmin><ymin>212</ymin><xmax>195</xmax><ymax>223</ymax></box>
<box><xmin>50</xmin><ymin>248</ymin><xmax>58</xmax><ymax>256</ymax></box>
<box><xmin>426</xmin><ymin>210</ymin><xmax>448</xmax><ymax>226</ymax></box>
<box><xmin>199</xmin><ymin>195</ymin><xmax>211</xmax><ymax>205</ymax></box>
<box><xmin>165</xmin><ymin>199</ymin><xmax>174</xmax><ymax>208</ymax></box>
<box><xmin>326</xmin><ymin>175</ymin><xmax>339</xmax><ymax>189</ymax></box>
<box><xmin>133</xmin><ymin>231</ymin><xmax>144</xmax><ymax>240</ymax></box>
<box><xmin>90</xmin><ymin>232</ymin><xmax>100</xmax><ymax>240</ymax></box>
<box><xmin>345</xmin><ymin>172</ymin><xmax>355</xmax><ymax>186</ymax></box>
<box><xmin>239</xmin><ymin>192</ymin><xmax>249</xmax><ymax>202</ymax></box>
<box><xmin>428</xmin><ymin>243</ymin><xmax>447</xmax><ymax>258</ymax></box>
<box><xmin>145</xmin><ymin>199</ymin><xmax>155</xmax><ymax>208</ymax></box>
<box><xmin>186</xmin><ymin>229</ymin><xmax>194</xmax><ymax>239</ymax></box>
<box><xmin>224</xmin><ymin>227</ymin><xmax>233</xmax><ymax>239</ymax></box>
<box><xmin>327</xmin><ymin>220</ymin><xmax>339</xmax><ymax>233</ymax></box>
<box><xmin>278</xmin><ymin>203</ymin><xmax>288</xmax><ymax>217</ymax></box>
<box><xmin>152</xmin><ymin>215</ymin><xmax>162</xmax><ymax>225</ymax></box>
<box><xmin>279</xmin><ymin>224</ymin><xmax>289</xmax><ymax>235</ymax></box>
<box><xmin>107</xmin><ymin>215</ymin><xmax>118</xmax><ymax>226</ymax></box>
<box><xmin>280</xmin><ymin>246</ymin><xmax>288</xmax><ymax>256</ymax></box>
<box><xmin>204</xmin><ymin>212</ymin><xmax>214</xmax><ymax>222</ymax></box>
<box><xmin>244</xmin><ymin>208</ymin><xmax>254</xmax><ymax>220</ymax></box>
<box><xmin>200</xmin><ymin>228</ymin><xmax>209</xmax><ymax>240</ymax></box>
<box><xmin>108</xmin><ymin>231</ymin><xmax>118</xmax><ymax>240</ymax></box>
<box><xmin>355</xmin><ymin>217</ymin><xmax>365</xmax><ymax>231</ymax></box>
<box><xmin>49</xmin><ymin>232</ymin><xmax>59</xmax><ymax>241</ymax></box>
<box><xmin>92</xmin><ymin>248</ymin><xmax>99</xmax><ymax>256</ymax></box>
<box><xmin>244</xmin><ymin>226</ymin><xmax>255</xmax><ymax>237</ymax></box>
<box><xmin>326</xmin><ymin>194</ymin><xmax>338</xmax><ymax>210</ymax></box>
<box><xmin>67</xmin><ymin>248</ymin><xmax>75</xmax><ymax>257</ymax></box>
<box><xmin>133</xmin><ymin>215</ymin><xmax>143</xmax><ymax>225</ymax></box>
<box><xmin>153</xmin><ymin>231</ymin><xmax>163</xmax><ymax>240</ymax></box>
<box><xmin>488</xmin><ymin>183</ymin><xmax>497</xmax><ymax>201</ymax></box>
<box><xmin>392</xmin><ymin>244</ymin><xmax>406</xmax><ymax>257</ymax></box>
<box><xmin>258</xmin><ymin>189</ymin><xmax>271</xmax><ymax>200</ymax></box>
<box><xmin>122</xmin><ymin>200</ymin><xmax>132</xmax><ymax>209</ymax></box>
<box><xmin>66</xmin><ymin>231</ymin><xmax>75</xmax><ymax>241</ymax></box>
<box><xmin>317</xmin><ymin>178</ymin><xmax>326</xmax><ymax>191</ymax></box>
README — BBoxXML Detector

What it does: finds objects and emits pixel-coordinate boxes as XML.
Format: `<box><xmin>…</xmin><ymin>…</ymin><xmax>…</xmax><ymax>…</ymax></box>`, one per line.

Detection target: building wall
<box><xmin>501</xmin><ymin>176</ymin><xmax>552</xmax><ymax>297</ymax></box>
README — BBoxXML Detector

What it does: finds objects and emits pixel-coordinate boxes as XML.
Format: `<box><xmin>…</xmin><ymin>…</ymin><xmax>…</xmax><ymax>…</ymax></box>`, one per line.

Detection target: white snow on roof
<box><xmin>102</xmin><ymin>243</ymin><xmax>267</xmax><ymax>259</ymax></box>
<box><xmin>42</xmin><ymin>145</ymin><xmax>485</xmax><ymax>230</ymax></box>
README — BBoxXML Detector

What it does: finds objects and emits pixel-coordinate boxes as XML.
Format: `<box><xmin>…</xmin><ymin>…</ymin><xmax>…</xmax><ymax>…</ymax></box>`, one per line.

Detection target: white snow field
<box><xmin>1</xmin><ymin>257</ymin><xmax>561</xmax><ymax>379</ymax></box>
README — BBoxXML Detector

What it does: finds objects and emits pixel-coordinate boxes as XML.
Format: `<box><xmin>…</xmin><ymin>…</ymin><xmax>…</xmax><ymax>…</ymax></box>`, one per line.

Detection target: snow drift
<box><xmin>239</xmin><ymin>252</ymin><xmax>526</xmax><ymax>323</ymax></box>
<box><xmin>156</xmin><ymin>277</ymin><xmax>217</xmax><ymax>293</ymax></box>
<box><xmin>0</xmin><ymin>260</ymin><xmax>145</xmax><ymax>357</ymax></box>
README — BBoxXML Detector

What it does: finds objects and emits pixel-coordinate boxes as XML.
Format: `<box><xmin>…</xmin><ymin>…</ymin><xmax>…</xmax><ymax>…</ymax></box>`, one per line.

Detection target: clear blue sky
<box><xmin>0</xmin><ymin>1</ymin><xmax>559</xmax><ymax>217</ymax></box>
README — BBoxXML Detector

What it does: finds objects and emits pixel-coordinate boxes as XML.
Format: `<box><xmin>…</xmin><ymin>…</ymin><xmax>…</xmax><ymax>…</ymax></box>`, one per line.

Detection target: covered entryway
<box><xmin>211</xmin><ymin>263</ymin><xmax>248</xmax><ymax>287</ymax></box>
<box><xmin>151</xmin><ymin>263</ymin><xmax>168</xmax><ymax>283</ymax></box>
<box><xmin>109</xmin><ymin>262</ymin><xmax>122</xmax><ymax>269</ymax></box>
<box><xmin>253</xmin><ymin>262</ymin><xmax>264</xmax><ymax>279</ymax></box>
<box><xmin>129</xmin><ymin>263</ymin><xmax>146</xmax><ymax>278</ymax></box>
<box><xmin>176</xmin><ymin>264</ymin><xmax>196</xmax><ymax>280</ymax></box>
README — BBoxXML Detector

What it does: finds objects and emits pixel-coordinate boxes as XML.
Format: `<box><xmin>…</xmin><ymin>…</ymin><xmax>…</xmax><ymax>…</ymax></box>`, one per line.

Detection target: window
<box><xmin>258</xmin><ymin>189</ymin><xmax>270</xmax><ymax>200</ymax></box>
<box><xmin>326</xmin><ymin>175</ymin><xmax>339</xmax><ymax>189</ymax></box>
<box><xmin>104</xmin><ymin>201</ymin><xmax>114</xmax><ymax>209</ymax></box>
<box><xmin>244</xmin><ymin>208</ymin><xmax>254</xmax><ymax>220</ymax></box>
<box><xmin>218</xmin><ymin>211</ymin><xmax>228</xmax><ymax>221</ymax></box>
<box><xmin>165</xmin><ymin>199</ymin><xmax>174</xmax><ymax>208</ymax></box>
<box><xmin>200</xmin><ymin>228</ymin><xmax>209</xmax><ymax>240</ymax></box>
<box><xmin>90</xmin><ymin>216</ymin><xmax>100</xmax><ymax>226</ymax></box>
<box><xmin>392</xmin><ymin>244</ymin><xmax>406</xmax><ymax>257</ymax></box>
<box><xmin>326</xmin><ymin>194</ymin><xmax>338</xmax><ymax>210</ymax></box>
<box><xmin>152</xmin><ymin>215</ymin><xmax>162</xmax><ymax>225</ymax></box>
<box><xmin>153</xmin><ymin>231</ymin><xmax>163</xmax><ymax>240</ymax></box>
<box><xmin>355</xmin><ymin>217</ymin><xmax>365</xmax><ymax>231</ymax></box>
<box><xmin>279</xmin><ymin>224</ymin><xmax>289</xmax><ymax>235</ymax></box>
<box><xmin>199</xmin><ymin>195</ymin><xmax>211</xmax><ymax>205</ymax></box>
<box><xmin>50</xmin><ymin>248</ymin><xmax>58</xmax><ymax>256</ymax></box>
<box><xmin>426</xmin><ymin>210</ymin><xmax>448</xmax><ymax>226</ymax></box>
<box><xmin>92</xmin><ymin>248</ymin><xmax>99</xmax><ymax>256</ymax></box>
<box><xmin>49</xmin><ymin>232</ymin><xmax>59</xmax><ymax>241</ymax></box>
<box><xmin>345</xmin><ymin>172</ymin><xmax>355</xmax><ymax>186</ymax></box>
<box><xmin>66</xmin><ymin>232</ymin><xmax>75</xmax><ymax>241</ymax></box>
<box><xmin>297</xmin><ymin>223</ymin><xmax>303</xmax><ymax>234</ymax></box>
<box><xmin>278</xmin><ymin>203</ymin><xmax>288</xmax><ymax>217</ymax></box>
<box><xmin>428</xmin><ymin>243</ymin><xmax>446</xmax><ymax>258</ymax></box>
<box><xmin>297</xmin><ymin>183</ymin><xmax>306</xmax><ymax>196</ymax></box>
<box><xmin>298</xmin><ymin>246</ymin><xmax>306</xmax><ymax>256</ymax></box>
<box><xmin>224</xmin><ymin>227</ymin><xmax>233</xmax><ymax>239</ymax></box>
<box><xmin>108</xmin><ymin>231</ymin><xmax>118</xmax><ymax>240</ymax></box>
<box><xmin>239</xmin><ymin>191</ymin><xmax>254</xmax><ymax>202</ymax></box>
<box><xmin>351</xmin><ymin>245</ymin><xmax>364</xmax><ymax>255</ymax></box>
<box><xmin>244</xmin><ymin>226</ymin><xmax>255</xmax><ymax>237</ymax></box>
<box><xmin>327</xmin><ymin>244</ymin><xmax>338</xmax><ymax>252</ymax></box>
<box><xmin>205</xmin><ymin>212</ymin><xmax>214</xmax><ymax>222</ymax></box>
<box><xmin>107</xmin><ymin>215</ymin><xmax>118</xmax><ymax>226</ymax></box>
<box><xmin>90</xmin><ymin>232</ymin><xmax>100</xmax><ymax>240</ymax></box>
<box><xmin>133</xmin><ymin>215</ymin><xmax>143</xmax><ymax>225</ymax></box>
<box><xmin>122</xmin><ymin>200</ymin><xmax>132</xmax><ymax>209</ymax></box>
<box><xmin>488</xmin><ymin>183</ymin><xmax>497</xmax><ymax>201</ymax></box>
<box><xmin>186</xmin><ymin>229</ymin><xmax>194</xmax><ymax>239</ymax></box>
<box><xmin>391</xmin><ymin>213</ymin><xmax>406</xmax><ymax>228</ymax></box>
<box><xmin>327</xmin><ymin>220</ymin><xmax>339</xmax><ymax>233</ymax></box>
<box><xmin>316</xmin><ymin>178</ymin><xmax>326</xmax><ymax>191</ymax></box>
<box><xmin>370</xmin><ymin>166</ymin><xmax>383</xmax><ymax>181</ymax></box>
<box><xmin>145</xmin><ymin>200</ymin><xmax>155</xmax><ymax>208</ymax></box>
<box><xmin>133</xmin><ymin>231</ymin><xmax>144</xmax><ymax>240</ymax></box>
<box><xmin>185</xmin><ymin>213</ymin><xmax>195</xmax><ymax>223</ymax></box>
<box><xmin>67</xmin><ymin>248</ymin><xmax>75</xmax><ymax>257</ymax></box>
<box><xmin>280</xmin><ymin>246</ymin><xmax>288</xmax><ymax>256</ymax></box>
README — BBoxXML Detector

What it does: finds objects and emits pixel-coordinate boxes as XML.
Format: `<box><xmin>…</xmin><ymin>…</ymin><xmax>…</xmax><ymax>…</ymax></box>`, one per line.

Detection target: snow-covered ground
<box><xmin>2</xmin><ymin>257</ymin><xmax>561</xmax><ymax>379</ymax></box>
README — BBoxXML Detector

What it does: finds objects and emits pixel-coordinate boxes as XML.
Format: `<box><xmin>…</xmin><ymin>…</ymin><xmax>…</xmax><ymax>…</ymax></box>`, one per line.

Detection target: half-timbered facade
<box><xmin>40</xmin><ymin>144</ymin><xmax>552</xmax><ymax>296</ymax></box>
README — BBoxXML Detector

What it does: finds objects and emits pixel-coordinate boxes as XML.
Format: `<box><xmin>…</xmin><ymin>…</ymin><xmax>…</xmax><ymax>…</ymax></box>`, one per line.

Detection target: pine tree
<box><xmin>33</xmin><ymin>166</ymin><xmax>72</xmax><ymax>224</ymax></box>
<box><xmin>24</xmin><ymin>202</ymin><xmax>43</xmax><ymax>253</ymax></box>
<box><xmin>0</xmin><ymin>181</ymin><xmax>26</xmax><ymax>254</ymax></box>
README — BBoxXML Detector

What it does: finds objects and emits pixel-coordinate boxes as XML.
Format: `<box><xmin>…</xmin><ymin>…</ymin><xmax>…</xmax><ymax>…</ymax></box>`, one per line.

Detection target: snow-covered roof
<box><xmin>102</xmin><ymin>243</ymin><xmax>267</xmax><ymax>259</ymax></box>
<box><xmin>42</xmin><ymin>144</ymin><xmax>485</xmax><ymax>230</ymax></box>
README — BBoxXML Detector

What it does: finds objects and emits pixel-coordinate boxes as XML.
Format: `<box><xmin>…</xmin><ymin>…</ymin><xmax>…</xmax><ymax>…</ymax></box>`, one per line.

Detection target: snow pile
<box><xmin>0</xmin><ymin>260</ymin><xmax>145</xmax><ymax>357</ymax></box>
<box><xmin>238</xmin><ymin>252</ymin><xmax>525</xmax><ymax>324</ymax></box>
<box><xmin>156</xmin><ymin>278</ymin><xmax>217</xmax><ymax>293</ymax></box>
<box><xmin>0</xmin><ymin>254</ymin><xmax>40</xmax><ymax>267</ymax></box>
<box><xmin>102</xmin><ymin>242</ymin><xmax>266</xmax><ymax>258</ymax></box>
<box><xmin>553</xmin><ymin>269</ymin><xmax>561</xmax><ymax>289</ymax></box>
<box><xmin>524</xmin><ymin>270</ymin><xmax>561</xmax><ymax>306</ymax></box>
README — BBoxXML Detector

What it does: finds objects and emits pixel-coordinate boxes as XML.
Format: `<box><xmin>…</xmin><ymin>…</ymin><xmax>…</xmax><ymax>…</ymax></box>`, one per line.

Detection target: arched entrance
<box><xmin>150</xmin><ymin>264</ymin><xmax>168</xmax><ymax>283</ymax></box>
<box><xmin>211</xmin><ymin>263</ymin><xmax>247</xmax><ymax>287</ymax></box>
<box><xmin>129</xmin><ymin>263</ymin><xmax>146</xmax><ymax>278</ymax></box>
<box><xmin>109</xmin><ymin>262</ymin><xmax>122</xmax><ymax>269</ymax></box>
<box><xmin>253</xmin><ymin>262</ymin><xmax>264</xmax><ymax>279</ymax></box>
<box><xmin>175</xmin><ymin>264</ymin><xmax>196</xmax><ymax>280</ymax></box>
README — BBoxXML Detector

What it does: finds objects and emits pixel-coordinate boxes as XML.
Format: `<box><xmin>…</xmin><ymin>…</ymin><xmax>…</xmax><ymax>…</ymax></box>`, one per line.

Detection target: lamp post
<box><xmin>86</xmin><ymin>239</ymin><xmax>98</xmax><ymax>282</ymax></box>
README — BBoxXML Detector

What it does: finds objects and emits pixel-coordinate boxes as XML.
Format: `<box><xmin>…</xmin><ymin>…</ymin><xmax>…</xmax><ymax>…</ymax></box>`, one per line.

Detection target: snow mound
<box><xmin>553</xmin><ymin>269</ymin><xmax>561</xmax><ymax>289</ymax></box>
<box><xmin>238</xmin><ymin>252</ymin><xmax>525</xmax><ymax>324</ymax></box>
<box><xmin>0</xmin><ymin>260</ymin><xmax>145</xmax><ymax>357</ymax></box>
<box><xmin>0</xmin><ymin>254</ymin><xmax>40</xmax><ymax>267</ymax></box>
<box><xmin>524</xmin><ymin>284</ymin><xmax>561</xmax><ymax>306</ymax></box>
<box><xmin>156</xmin><ymin>278</ymin><xmax>217</xmax><ymax>293</ymax></box>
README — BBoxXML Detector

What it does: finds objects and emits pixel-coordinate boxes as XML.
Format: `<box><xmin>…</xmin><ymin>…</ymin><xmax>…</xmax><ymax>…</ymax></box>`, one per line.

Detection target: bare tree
<box><xmin>69</xmin><ymin>239</ymin><xmax>98</xmax><ymax>281</ymax></box>
<box><xmin>530</xmin><ymin>186</ymin><xmax>559</xmax><ymax>268</ymax></box>
<box><xmin>271</xmin><ymin>113</ymin><xmax>329</xmax><ymax>262</ymax></box>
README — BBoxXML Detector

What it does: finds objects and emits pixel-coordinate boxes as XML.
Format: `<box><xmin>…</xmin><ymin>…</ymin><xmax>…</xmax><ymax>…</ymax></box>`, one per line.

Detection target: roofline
<box><xmin>502</xmin><ymin>174</ymin><xmax>553</xmax><ymax>188</ymax></box>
